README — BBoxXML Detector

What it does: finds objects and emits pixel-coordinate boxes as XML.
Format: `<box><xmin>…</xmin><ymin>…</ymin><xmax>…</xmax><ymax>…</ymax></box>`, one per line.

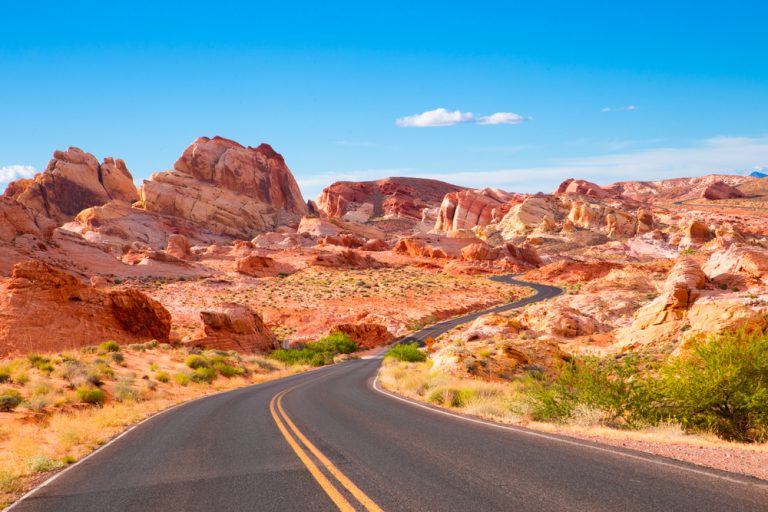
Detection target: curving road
<box><xmin>7</xmin><ymin>278</ymin><xmax>768</xmax><ymax>511</ymax></box>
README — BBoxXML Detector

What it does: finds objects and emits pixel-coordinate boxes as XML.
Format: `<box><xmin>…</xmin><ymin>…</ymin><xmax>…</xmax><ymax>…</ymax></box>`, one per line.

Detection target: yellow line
<box><xmin>269</xmin><ymin>392</ymin><xmax>355</xmax><ymax>512</ymax></box>
<box><xmin>277</xmin><ymin>392</ymin><xmax>384</xmax><ymax>512</ymax></box>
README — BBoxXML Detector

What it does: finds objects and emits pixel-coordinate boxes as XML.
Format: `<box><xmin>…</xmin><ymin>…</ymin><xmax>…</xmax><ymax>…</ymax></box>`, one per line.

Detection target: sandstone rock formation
<box><xmin>312</xmin><ymin>249</ymin><xmax>384</xmax><ymax>269</ymax></box>
<box><xmin>702</xmin><ymin>243</ymin><xmax>768</xmax><ymax>288</ymax></box>
<box><xmin>679</xmin><ymin>219</ymin><xmax>714</xmax><ymax>248</ymax></box>
<box><xmin>4</xmin><ymin>148</ymin><xmax>138</xmax><ymax>224</ymax></box>
<box><xmin>188</xmin><ymin>303</ymin><xmax>278</xmax><ymax>353</ymax></box>
<box><xmin>330</xmin><ymin>323</ymin><xmax>393</xmax><ymax>349</ymax></box>
<box><xmin>556</xmin><ymin>178</ymin><xmax>610</xmax><ymax>198</ymax></box>
<box><xmin>297</xmin><ymin>216</ymin><xmax>386</xmax><ymax>240</ymax></box>
<box><xmin>434</xmin><ymin>188</ymin><xmax>520</xmax><ymax>232</ymax></box>
<box><xmin>165</xmin><ymin>234</ymin><xmax>193</xmax><ymax>260</ymax></box>
<box><xmin>236</xmin><ymin>255</ymin><xmax>294</xmax><ymax>278</ymax></box>
<box><xmin>0</xmin><ymin>260</ymin><xmax>171</xmax><ymax>356</ymax></box>
<box><xmin>0</xmin><ymin>196</ymin><xmax>56</xmax><ymax>242</ymax></box>
<box><xmin>701</xmin><ymin>181</ymin><xmax>745</xmax><ymax>200</ymax></box>
<box><xmin>316</xmin><ymin>177</ymin><xmax>463</xmax><ymax>220</ymax></box>
<box><xmin>138</xmin><ymin>136</ymin><xmax>307</xmax><ymax>238</ymax></box>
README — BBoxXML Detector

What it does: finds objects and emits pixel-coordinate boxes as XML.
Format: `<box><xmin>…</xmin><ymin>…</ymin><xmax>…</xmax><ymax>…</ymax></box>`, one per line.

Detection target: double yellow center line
<box><xmin>269</xmin><ymin>387</ymin><xmax>383</xmax><ymax>512</ymax></box>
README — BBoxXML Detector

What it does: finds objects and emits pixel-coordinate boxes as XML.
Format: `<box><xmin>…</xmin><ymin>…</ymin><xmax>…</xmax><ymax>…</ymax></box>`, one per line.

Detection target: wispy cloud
<box><xmin>0</xmin><ymin>164</ymin><xmax>36</xmax><ymax>183</ymax></box>
<box><xmin>404</xmin><ymin>135</ymin><xmax>768</xmax><ymax>193</ymax></box>
<box><xmin>601</xmin><ymin>105</ymin><xmax>637</xmax><ymax>113</ymax></box>
<box><xmin>396</xmin><ymin>108</ymin><xmax>527</xmax><ymax>127</ymax></box>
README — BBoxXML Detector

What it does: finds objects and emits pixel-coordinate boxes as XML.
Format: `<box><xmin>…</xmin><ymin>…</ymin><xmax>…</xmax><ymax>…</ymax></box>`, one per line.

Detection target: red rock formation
<box><xmin>0</xmin><ymin>197</ymin><xmax>56</xmax><ymax>242</ymax></box>
<box><xmin>316</xmin><ymin>177</ymin><xmax>463</xmax><ymax>220</ymax></box>
<box><xmin>363</xmin><ymin>239</ymin><xmax>390</xmax><ymax>251</ymax></box>
<box><xmin>316</xmin><ymin>234</ymin><xmax>365</xmax><ymax>249</ymax></box>
<box><xmin>505</xmin><ymin>243</ymin><xmax>543</xmax><ymax>267</ymax></box>
<box><xmin>4</xmin><ymin>148</ymin><xmax>138</xmax><ymax>224</ymax></box>
<box><xmin>460</xmin><ymin>242</ymin><xmax>500</xmax><ymax>261</ymax></box>
<box><xmin>701</xmin><ymin>181</ymin><xmax>745</xmax><ymax>200</ymax></box>
<box><xmin>393</xmin><ymin>235</ymin><xmax>478</xmax><ymax>259</ymax></box>
<box><xmin>236</xmin><ymin>255</ymin><xmax>294</xmax><ymax>278</ymax></box>
<box><xmin>139</xmin><ymin>136</ymin><xmax>307</xmax><ymax>238</ymax></box>
<box><xmin>524</xmin><ymin>260</ymin><xmax>623</xmax><ymax>284</ymax></box>
<box><xmin>0</xmin><ymin>260</ymin><xmax>171</xmax><ymax>356</ymax></box>
<box><xmin>189</xmin><ymin>303</ymin><xmax>278</xmax><ymax>353</ymax></box>
<box><xmin>434</xmin><ymin>188</ymin><xmax>521</xmax><ymax>232</ymax></box>
<box><xmin>165</xmin><ymin>234</ymin><xmax>193</xmax><ymax>260</ymax></box>
<box><xmin>312</xmin><ymin>250</ymin><xmax>384</xmax><ymax>269</ymax></box>
<box><xmin>331</xmin><ymin>323</ymin><xmax>393</xmax><ymax>348</ymax></box>
<box><xmin>555</xmin><ymin>178</ymin><xmax>610</xmax><ymax>198</ymax></box>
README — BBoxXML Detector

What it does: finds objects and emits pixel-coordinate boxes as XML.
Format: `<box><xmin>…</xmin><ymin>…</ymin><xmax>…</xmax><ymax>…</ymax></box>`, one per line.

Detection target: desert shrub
<box><xmin>155</xmin><ymin>371</ymin><xmax>170</xmax><ymax>383</ymax></box>
<box><xmin>270</xmin><ymin>349</ymin><xmax>324</xmax><ymax>367</ymax></box>
<box><xmin>27</xmin><ymin>354</ymin><xmax>54</xmax><ymax>374</ymax></box>
<box><xmin>185</xmin><ymin>355</ymin><xmax>210</xmax><ymax>369</ymax></box>
<box><xmin>191</xmin><ymin>367</ymin><xmax>217</xmax><ymax>384</ymax></box>
<box><xmin>0</xmin><ymin>389</ymin><xmax>23</xmax><ymax>412</ymax></box>
<box><xmin>213</xmin><ymin>362</ymin><xmax>243</xmax><ymax>378</ymax></box>
<box><xmin>174</xmin><ymin>373</ymin><xmax>191</xmax><ymax>386</ymax></box>
<box><xmin>648</xmin><ymin>330</ymin><xmax>768</xmax><ymax>442</ymax></box>
<box><xmin>26</xmin><ymin>455</ymin><xmax>65</xmax><ymax>473</ymax></box>
<box><xmin>408</xmin><ymin>315</ymin><xmax>437</xmax><ymax>331</ymax></box>
<box><xmin>427</xmin><ymin>387</ymin><xmax>475</xmax><ymax>407</ymax></box>
<box><xmin>523</xmin><ymin>355</ymin><xmax>649</xmax><ymax>426</ymax></box>
<box><xmin>149</xmin><ymin>362</ymin><xmax>159</xmax><ymax>372</ymax></box>
<box><xmin>306</xmin><ymin>332</ymin><xmax>358</xmax><ymax>354</ymax></box>
<box><xmin>385</xmin><ymin>343</ymin><xmax>427</xmax><ymax>363</ymax></box>
<box><xmin>110</xmin><ymin>352</ymin><xmax>125</xmax><ymax>364</ymax></box>
<box><xmin>114</xmin><ymin>377</ymin><xmax>143</xmax><ymax>402</ymax></box>
<box><xmin>76</xmin><ymin>386</ymin><xmax>105</xmax><ymax>406</ymax></box>
<box><xmin>0</xmin><ymin>366</ymin><xmax>10</xmax><ymax>383</ymax></box>
<box><xmin>99</xmin><ymin>341</ymin><xmax>120</xmax><ymax>353</ymax></box>
<box><xmin>14</xmin><ymin>373</ymin><xmax>29</xmax><ymax>385</ymax></box>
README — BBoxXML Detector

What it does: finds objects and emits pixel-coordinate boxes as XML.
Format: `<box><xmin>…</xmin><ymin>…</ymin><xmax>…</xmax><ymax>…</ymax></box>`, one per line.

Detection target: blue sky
<box><xmin>2</xmin><ymin>1</ymin><xmax>768</xmax><ymax>199</ymax></box>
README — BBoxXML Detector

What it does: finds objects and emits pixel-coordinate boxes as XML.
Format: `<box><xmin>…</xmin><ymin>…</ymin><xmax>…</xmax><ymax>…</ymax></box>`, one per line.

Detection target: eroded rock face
<box><xmin>0</xmin><ymin>260</ymin><xmax>170</xmax><ymax>356</ymax></box>
<box><xmin>165</xmin><ymin>234</ymin><xmax>193</xmax><ymax>260</ymax></box>
<box><xmin>556</xmin><ymin>178</ymin><xmax>610</xmax><ymax>199</ymax></box>
<box><xmin>4</xmin><ymin>148</ymin><xmax>138</xmax><ymax>224</ymax></box>
<box><xmin>236</xmin><ymin>255</ymin><xmax>294</xmax><ymax>278</ymax></box>
<box><xmin>139</xmin><ymin>136</ymin><xmax>307</xmax><ymax>238</ymax></box>
<box><xmin>331</xmin><ymin>323</ymin><xmax>393</xmax><ymax>349</ymax></box>
<box><xmin>679</xmin><ymin>219</ymin><xmax>713</xmax><ymax>248</ymax></box>
<box><xmin>701</xmin><ymin>181</ymin><xmax>745</xmax><ymax>200</ymax></box>
<box><xmin>312</xmin><ymin>249</ymin><xmax>384</xmax><ymax>269</ymax></box>
<box><xmin>189</xmin><ymin>303</ymin><xmax>278</xmax><ymax>353</ymax></box>
<box><xmin>316</xmin><ymin>177</ymin><xmax>463</xmax><ymax>220</ymax></box>
<box><xmin>0</xmin><ymin>197</ymin><xmax>56</xmax><ymax>242</ymax></box>
<box><xmin>434</xmin><ymin>188</ymin><xmax>519</xmax><ymax>232</ymax></box>
<box><xmin>703</xmin><ymin>243</ymin><xmax>768</xmax><ymax>288</ymax></box>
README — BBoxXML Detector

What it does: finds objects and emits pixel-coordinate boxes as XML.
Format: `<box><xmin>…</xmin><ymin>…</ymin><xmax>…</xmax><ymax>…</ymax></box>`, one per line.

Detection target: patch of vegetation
<box><xmin>184</xmin><ymin>355</ymin><xmax>210</xmax><ymax>369</ymax></box>
<box><xmin>0</xmin><ymin>389</ymin><xmax>23</xmax><ymax>412</ymax></box>
<box><xmin>26</xmin><ymin>456</ymin><xmax>65</xmax><ymax>474</ymax></box>
<box><xmin>385</xmin><ymin>343</ymin><xmax>427</xmax><ymax>363</ymax></box>
<box><xmin>155</xmin><ymin>371</ymin><xmax>170</xmax><ymax>383</ymax></box>
<box><xmin>99</xmin><ymin>341</ymin><xmax>121</xmax><ymax>353</ymax></box>
<box><xmin>269</xmin><ymin>332</ymin><xmax>358</xmax><ymax>367</ymax></box>
<box><xmin>26</xmin><ymin>354</ymin><xmax>54</xmax><ymax>374</ymax></box>
<box><xmin>76</xmin><ymin>387</ymin><xmax>106</xmax><ymax>406</ymax></box>
<box><xmin>173</xmin><ymin>373</ymin><xmax>191</xmax><ymax>386</ymax></box>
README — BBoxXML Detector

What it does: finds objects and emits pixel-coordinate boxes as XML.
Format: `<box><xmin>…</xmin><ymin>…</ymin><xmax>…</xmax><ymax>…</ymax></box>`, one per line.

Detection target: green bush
<box><xmin>155</xmin><ymin>371</ymin><xmax>170</xmax><ymax>383</ymax></box>
<box><xmin>385</xmin><ymin>343</ymin><xmax>427</xmax><ymax>363</ymax></box>
<box><xmin>185</xmin><ymin>355</ymin><xmax>210</xmax><ymax>369</ymax></box>
<box><xmin>270</xmin><ymin>348</ymin><xmax>327</xmax><ymax>367</ymax></box>
<box><xmin>99</xmin><ymin>341</ymin><xmax>121</xmax><ymax>353</ymax></box>
<box><xmin>0</xmin><ymin>366</ymin><xmax>10</xmax><ymax>383</ymax></box>
<box><xmin>76</xmin><ymin>386</ymin><xmax>106</xmax><ymax>406</ymax></box>
<box><xmin>191</xmin><ymin>367</ymin><xmax>217</xmax><ymax>384</ymax></box>
<box><xmin>0</xmin><ymin>389</ymin><xmax>23</xmax><ymax>412</ymax></box>
<box><xmin>306</xmin><ymin>332</ymin><xmax>358</xmax><ymax>354</ymax></box>
<box><xmin>27</xmin><ymin>354</ymin><xmax>54</xmax><ymax>374</ymax></box>
<box><xmin>523</xmin><ymin>355</ymin><xmax>647</xmax><ymax>426</ymax></box>
<box><xmin>213</xmin><ymin>362</ymin><xmax>243</xmax><ymax>378</ymax></box>
<box><xmin>649</xmin><ymin>330</ymin><xmax>768</xmax><ymax>442</ymax></box>
<box><xmin>174</xmin><ymin>373</ymin><xmax>191</xmax><ymax>386</ymax></box>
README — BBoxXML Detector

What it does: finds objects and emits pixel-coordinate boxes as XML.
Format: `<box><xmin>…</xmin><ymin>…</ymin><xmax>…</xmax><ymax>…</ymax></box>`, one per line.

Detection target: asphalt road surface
<box><xmin>8</xmin><ymin>277</ymin><xmax>768</xmax><ymax>512</ymax></box>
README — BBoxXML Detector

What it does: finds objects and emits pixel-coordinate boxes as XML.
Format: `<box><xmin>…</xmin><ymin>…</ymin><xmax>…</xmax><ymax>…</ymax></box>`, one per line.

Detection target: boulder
<box><xmin>460</xmin><ymin>242</ymin><xmax>500</xmax><ymax>262</ymax></box>
<box><xmin>165</xmin><ymin>234</ymin><xmax>193</xmax><ymax>260</ymax></box>
<box><xmin>0</xmin><ymin>260</ymin><xmax>171</xmax><ymax>356</ymax></box>
<box><xmin>556</xmin><ymin>178</ymin><xmax>610</xmax><ymax>198</ymax></box>
<box><xmin>189</xmin><ymin>303</ymin><xmax>278</xmax><ymax>353</ymax></box>
<box><xmin>679</xmin><ymin>219</ymin><xmax>714</xmax><ymax>248</ymax></box>
<box><xmin>312</xmin><ymin>249</ymin><xmax>384</xmax><ymax>269</ymax></box>
<box><xmin>0</xmin><ymin>196</ymin><xmax>56</xmax><ymax>242</ymax></box>
<box><xmin>236</xmin><ymin>255</ymin><xmax>294</xmax><ymax>278</ymax></box>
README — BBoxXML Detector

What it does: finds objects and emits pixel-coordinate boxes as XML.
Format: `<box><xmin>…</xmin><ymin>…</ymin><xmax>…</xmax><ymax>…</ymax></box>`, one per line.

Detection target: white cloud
<box><xmin>476</xmin><ymin>112</ymin><xmax>525</xmax><ymax>125</ymax></box>
<box><xmin>0</xmin><ymin>164</ymin><xmax>36</xmax><ymax>183</ymax></box>
<box><xmin>601</xmin><ymin>105</ymin><xmax>637</xmax><ymax>113</ymax></box>
<box><xmin>396</xmin><ymin>108</ymin><xmax>475</xmax><ymax>127</ymax></box>
<box><xmin>396</xmin><ymin>108</ymin><xmax>527</xmax><ymax>127</ymax></box>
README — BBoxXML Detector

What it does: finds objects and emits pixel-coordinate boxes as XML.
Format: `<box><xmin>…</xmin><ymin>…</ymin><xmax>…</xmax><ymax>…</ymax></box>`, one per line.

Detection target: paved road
<box><xmin>8</xmin><ymin>278</ymin><xmax>768</xmax><ymax>512</ymax></box>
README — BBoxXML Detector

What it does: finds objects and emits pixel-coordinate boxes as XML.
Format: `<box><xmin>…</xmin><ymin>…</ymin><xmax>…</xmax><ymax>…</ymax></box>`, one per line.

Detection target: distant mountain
<box><xmin>750</xmin><ymin>171</ymin><xmax>767</xmax><ymax>178</ymax></box>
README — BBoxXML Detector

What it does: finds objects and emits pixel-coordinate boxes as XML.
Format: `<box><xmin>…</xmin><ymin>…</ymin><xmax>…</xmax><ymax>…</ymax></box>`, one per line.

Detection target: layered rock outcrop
<box><xmin>701</xmin><ymin>181</ymin><xmax>745</xmax><ymax>200</ymax></box>
<box><xmin>4</xmin><ymin>148</ymin><xmax>138</xmax><ymax>224</ymax></box>
<box><xmin>434</xmin><ymin>188</ymin><xmax>520</xmax><ymax>232</ymax></box>
<box><xmin>138</xmin><ymin>136</ymin><xmax>307</xmax><ymax>238</ymax></box>
<box><xmin>0</xmin><ymin>197</ymin><xmax>56</xmax><ymax>242</ymax></box>
<box><xmin>316</xmin><ymin>177</ymin><xmax>463</xmax><ymax>221</ymax></box>
<box><xmin>0</xmin><ymin>260</ymin><xmax>171</xmax><ymax>356</ymax></box>
<box><xmin>330</xmin><ymin>323</ymin><xmax>393</xmax><ymax>348</ymax></box>
<box><xmin>188</xmin><ymin>303</ymin><xmax>278</xmax><ymax>353</ymax></box>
